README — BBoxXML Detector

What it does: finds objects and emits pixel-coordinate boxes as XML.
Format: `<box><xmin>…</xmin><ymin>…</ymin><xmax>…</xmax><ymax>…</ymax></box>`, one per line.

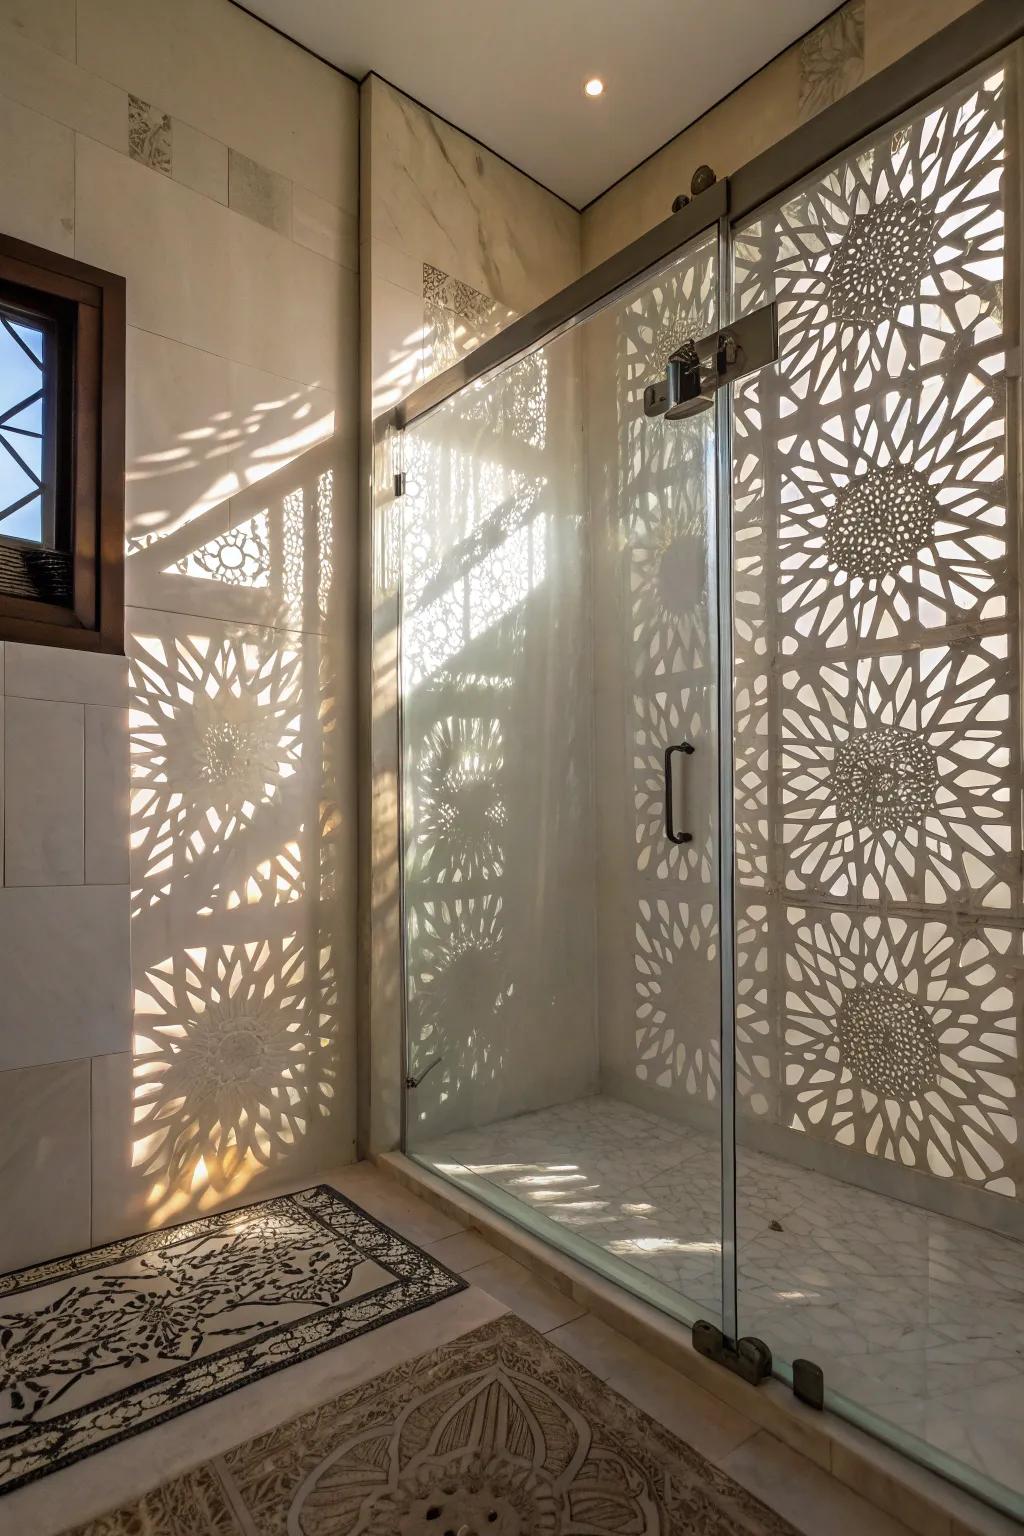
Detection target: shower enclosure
<box><xmin>381</xmin><ymin>17</ymin><xmax>1024</xmax><ymax>1519</ymax></box>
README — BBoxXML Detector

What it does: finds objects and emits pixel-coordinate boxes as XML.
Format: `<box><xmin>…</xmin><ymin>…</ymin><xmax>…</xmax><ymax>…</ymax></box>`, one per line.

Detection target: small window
<box><xmin>0</xmin><ymin>231</ymin><xmax>125</xmax><ymax>652</ymax></box>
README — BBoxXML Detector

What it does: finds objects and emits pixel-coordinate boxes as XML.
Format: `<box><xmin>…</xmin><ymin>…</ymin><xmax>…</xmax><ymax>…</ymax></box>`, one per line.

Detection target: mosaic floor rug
<box><xmin>0</xmin><ymin>1184</ymin><xmax>465</xmax><ymax>1497</ymax></box>
<box><xmin>68</xmin><ymin>1313</ymin><xmax>798</xmax><ymax>1535</ymax></box>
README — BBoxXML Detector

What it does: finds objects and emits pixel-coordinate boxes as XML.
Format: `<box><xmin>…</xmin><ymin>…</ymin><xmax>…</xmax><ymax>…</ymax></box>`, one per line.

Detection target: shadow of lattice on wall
<box><xmin>116</xmin><ymin>427</ymin><xmax>350</xmax><ymax>1231</ymax></box>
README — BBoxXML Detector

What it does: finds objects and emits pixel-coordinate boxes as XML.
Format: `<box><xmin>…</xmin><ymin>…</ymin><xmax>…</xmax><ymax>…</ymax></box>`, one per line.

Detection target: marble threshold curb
<box><xmin>375</xmin><ymin>1151</ymin><xmax>1020</xmax><ymax>1536</ymax></box>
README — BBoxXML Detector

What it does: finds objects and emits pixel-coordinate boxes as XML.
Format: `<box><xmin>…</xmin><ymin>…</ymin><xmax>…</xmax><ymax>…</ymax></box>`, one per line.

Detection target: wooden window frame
<box><xmin>0</xmin><ymin>231</ymin><xmax>125</xmax><ymax>654</ymax></box>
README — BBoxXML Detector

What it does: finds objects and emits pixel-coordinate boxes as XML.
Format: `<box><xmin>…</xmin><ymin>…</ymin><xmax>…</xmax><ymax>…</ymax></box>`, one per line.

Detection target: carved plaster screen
<box><xmin>730</xmin><ymin>57</ymin><xmax>1023</xmax><ymax>1361</ymax></box>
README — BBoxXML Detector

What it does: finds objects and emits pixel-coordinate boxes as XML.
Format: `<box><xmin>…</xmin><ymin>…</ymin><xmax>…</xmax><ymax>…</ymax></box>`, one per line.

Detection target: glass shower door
<box><xmin>399</xmin><ymin>223</ymin><xmax>737</xmax><ymax>1335</ymax></box>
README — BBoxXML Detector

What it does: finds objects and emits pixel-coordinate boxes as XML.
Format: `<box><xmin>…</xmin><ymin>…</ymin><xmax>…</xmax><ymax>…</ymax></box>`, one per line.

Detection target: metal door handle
<box><xmin>664</xmin><ymin>741</ymin><xmax>695</xmax><ymax>844</ymax></box>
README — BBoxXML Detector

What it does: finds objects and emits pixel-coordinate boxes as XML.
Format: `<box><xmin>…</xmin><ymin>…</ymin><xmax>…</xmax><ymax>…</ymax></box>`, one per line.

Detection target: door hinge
<box><xmin>792</xmin><ymin>1357</ymin><xmax>824</xmax><ymax>1410</ymax></box>
<box><xmin>692</xmin><ymin>1321</ymin><xmax>772</xmax><ymax>1385</ymax></box>
<box><xmin>394</xmin><ymin>471</ymin><xmax>406</xmax><ymax>497</ymax></box>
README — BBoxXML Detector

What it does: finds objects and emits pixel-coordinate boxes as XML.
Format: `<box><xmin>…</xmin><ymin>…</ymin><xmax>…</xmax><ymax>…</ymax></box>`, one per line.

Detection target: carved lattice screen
<box><xmin>730</xmin><ymin>62</ymin><xmax>1023</xmax><ymax>1197</ymax></box>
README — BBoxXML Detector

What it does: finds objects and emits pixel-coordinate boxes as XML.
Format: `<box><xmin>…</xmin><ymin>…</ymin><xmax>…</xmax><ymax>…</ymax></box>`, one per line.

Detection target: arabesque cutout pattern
<box><xmin>730</xmin><ymin>66</ymin><xmax>1023</xmax><ymax>1194</ymax></box>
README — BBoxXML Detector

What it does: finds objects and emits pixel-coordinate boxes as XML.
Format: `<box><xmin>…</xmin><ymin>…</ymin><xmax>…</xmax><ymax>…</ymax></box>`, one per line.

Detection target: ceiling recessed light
<box><xmin>584</xmin><ymin>77</ymin><xmax>604</xmax><ymax>98</ymax></box>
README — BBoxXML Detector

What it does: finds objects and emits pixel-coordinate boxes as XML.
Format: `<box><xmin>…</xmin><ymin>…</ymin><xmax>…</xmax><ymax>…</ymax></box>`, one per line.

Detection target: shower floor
<box><xmin>417</xmin><ymin>1094</ymin><xmax>1024</xmax><ymax>1505</ymax></box>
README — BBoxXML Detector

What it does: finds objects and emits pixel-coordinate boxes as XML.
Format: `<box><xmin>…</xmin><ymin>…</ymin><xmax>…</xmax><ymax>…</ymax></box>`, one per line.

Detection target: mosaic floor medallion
<box><xmin>0</xmin><ymin>1185</ymin><xmax>465</xmax><ymax>1496</ymax></box>
<box><xmin>68</xmin><ymin>1313</ymin><xmax>798</xmax><ymax>1535</ymax></box>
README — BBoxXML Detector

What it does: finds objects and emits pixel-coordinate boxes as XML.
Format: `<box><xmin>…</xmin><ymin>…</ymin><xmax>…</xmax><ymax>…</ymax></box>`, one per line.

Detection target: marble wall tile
<box><xmin>128</xmin><ymin>92</ymin><xmax>171</xmax><ymax>173</ymax></box>
<box><xmin>0</xmin><ymin>0</ymin><xmax>75</xmax><ymax>59</ymax></box>
<box><xmin>0</xmin><ymin>885</ymin><xmax>130</xmax><ymax>1069</ymax></box>
<box><xmin>0</xmin><ymin>1058</ymin><xmax>91</xmax><ymax>1271</ymax></box>
<box><xmin>367</xmin><ymin>76</ymin><xmax>579</xmax><ymax>316</ymax></box>
<box><xmin>294</xmin><ymin>184</ymin><xmax>357</xmax><ymax>271</ymax></box>
<box><xmin>798</xmin><ymin>0</ymin><xmax>865</xmax><ymax>123</ymax></box>
<box><xmin>0</xmin><ymin>91</ymin><xmax>74</xmax><ymax>253</ymax></box>
<box><xmin>229</xmin><ymin>148</ymin><xmax>292</xmax><ymax>238</ymax></box>
<box><xmin>4</xmin><ymin>696</ymin><xmax>84</xmax><ymax>886</ymax></box>
<box><xmin>0</xmin><ymin>25</ymin><xmax>127</xmax><ymax>153</ymax></box>
<box><xmin>85</xmin><ymin>705</ymin><xmax>130</xmax><ymax>884</ymax></box>
<box><xmin>171</xmin><ymin>117</ymin><xmax>228</xmax><ymax>204</ymax></box>
<box><xmin>77</xmin><ymin>0</ymin><xmax>358</xmax><ymax>213</ymax></box>
<box><xmin>75</xmin><ymin>135</ymin><xmax>346</xmax><ymax>389</ymax></box>
<box><xmin>5</xmin><ymin>642</ymin><xmax>128</xmax><ymax>707</ymax></box>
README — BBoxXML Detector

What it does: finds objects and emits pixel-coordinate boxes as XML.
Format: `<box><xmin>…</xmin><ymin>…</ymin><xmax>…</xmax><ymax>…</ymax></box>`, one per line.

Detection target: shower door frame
<box><xmin>374</xmin><ymin>0</ymin><xmax>1024</xmax><ymax>1506</ymax></box>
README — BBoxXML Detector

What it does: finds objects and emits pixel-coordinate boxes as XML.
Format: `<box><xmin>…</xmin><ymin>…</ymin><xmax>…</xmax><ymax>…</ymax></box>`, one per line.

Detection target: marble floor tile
<box><xmin>420</xmin><ymin>1094</ymin><xmax>1024</xmax><ymax>1507</ymax></box>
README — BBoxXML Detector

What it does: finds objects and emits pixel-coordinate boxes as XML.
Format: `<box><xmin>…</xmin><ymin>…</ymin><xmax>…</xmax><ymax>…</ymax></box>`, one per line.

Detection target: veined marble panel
<box><xmin>367</xmin><ymin>76</ymin><xmax>579</xmax><ymax>316</ymax></box>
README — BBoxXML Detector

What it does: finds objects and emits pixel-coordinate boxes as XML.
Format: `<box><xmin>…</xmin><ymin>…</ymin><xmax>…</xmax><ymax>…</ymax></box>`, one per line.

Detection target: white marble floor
<box><xmin>418</xmin><ymin>1094</ymin><xmax>1024</xmax><ymax>1509</ymax></box>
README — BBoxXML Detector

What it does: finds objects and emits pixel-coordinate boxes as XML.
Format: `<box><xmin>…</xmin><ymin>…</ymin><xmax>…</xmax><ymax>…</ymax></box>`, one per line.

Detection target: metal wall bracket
<box><xmin>692</xmin><ymin>1320</ymin><xmax>772</xmax><ymax>1386</ymax></box>
<box><xmin>792</xmin><ymin>1358</ymin><xmax>824</xmax><ymax>1410</ymax></box>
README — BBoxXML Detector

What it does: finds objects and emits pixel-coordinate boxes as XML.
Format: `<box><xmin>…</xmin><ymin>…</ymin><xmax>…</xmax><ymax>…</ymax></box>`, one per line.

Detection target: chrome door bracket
<box><xmin>644</xmin><ymin>302</ymin><xmax>779</xmax><ymax>420</ymax></box>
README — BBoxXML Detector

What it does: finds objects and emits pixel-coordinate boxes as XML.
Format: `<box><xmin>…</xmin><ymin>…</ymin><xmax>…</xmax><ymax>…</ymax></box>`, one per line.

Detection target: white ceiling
<box><xmin>240</xmin><ymin>0</ymin><xmax>841</xmax><ymax>208</ymax></box>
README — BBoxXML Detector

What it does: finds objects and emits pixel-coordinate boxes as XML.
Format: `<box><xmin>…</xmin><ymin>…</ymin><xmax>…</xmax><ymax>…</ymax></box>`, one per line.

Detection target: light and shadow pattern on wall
<box><xmin>731</xmin><ymin>65</ymin><xmax>1023</xmax><ymax>1194</ymax></box>
<box><xmin>124</xmin><ymin>416</ymin><xmax>347</xmax><ymax>1227</ymax></box>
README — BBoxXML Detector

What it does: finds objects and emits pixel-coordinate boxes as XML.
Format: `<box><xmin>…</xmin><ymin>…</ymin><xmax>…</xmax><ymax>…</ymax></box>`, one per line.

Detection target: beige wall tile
<box><xmin>172</xmin><ymin>117</ymin><xmax>228</xmax><ymax>204</ymax></box>
<box><xmin>4</xmin><ymin>696</ymin><xmax>84</xmax><ymax>886</ymax></box>
<box><xmin>85</xmin><ymin>705</ymin><xmax>130</xmax><ymax>884</ymax></box>
<box><xmin>229</xmin><ymin>148</ymin><xmax>292</xmax><ymax>237</ymax></box>
<box><xmin>864</xmin><ymin>0</ymin><xmax>982</xmax><ymax>77</ymax></box>
<box><xmin>75</xmin><ymin>135</ymin><xmax>349</xmax><ymax>389</ymax></box>
<box><xmin>91</xmin><ymin>955</ymin><xmax>357</xmax><ymax>1240</ymax></box>
<box><xmin>0</xmin><ymin>885</ymin><xmax>130</xmax><ymax>1069</ymax></box>
<box><xmin>0</xmin><ymin>91</ymin><xmax>74</xmax><ymax>252</ymax></box>
<box><xmin>0</xmin><ymin>1058</ymin><xmax>91</xmax><ymax>1270</ymax></box>
<box><xmin>5</xmin><ymin>643</ymin><xmax>128</xmax><ymax>707</ymax></box>
<box><xmin>0</xmin><ymin>0</ymin><xmax>75</xmax><ymax>61</ymax></box>
<box><xmin>294</xmin><ymin>184</ymin><xmax>357</xmax><ymax>271</ymax></box>
<box><xmin>77</xmin><ymin>0</ymin><xmax>357</xmax><ymax>211</ymax></box>
<box><xmin>366</xmin><ymin>237</ymin><xmax>422</xmax><ymax>297</ymax></box>
<box><xmin>122</xmin><ymin>327</ymin><xmax>343</xmax><ymax>630</ymax></box>
<box><xmin>0</xmin><ymin>26</ymin><xmax>127</xmax><ymax>152</ymax></box>
<box><xmin>581</xmin><ymin>0</ymin><xmax>986</xmax><ymax>271</ymax></box>
<box><xmin>368</xmin><ymin>275</ymin><xmax>426</xmax><ymax>414</ymax></box>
